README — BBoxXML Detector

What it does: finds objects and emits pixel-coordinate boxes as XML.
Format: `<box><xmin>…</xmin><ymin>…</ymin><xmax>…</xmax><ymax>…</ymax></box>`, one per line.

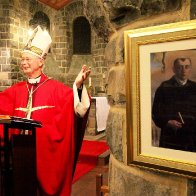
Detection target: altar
<box><xmin>85</xmin><ymin>97</ymin><xmax>110</xmax><ymax>136</ymax></box>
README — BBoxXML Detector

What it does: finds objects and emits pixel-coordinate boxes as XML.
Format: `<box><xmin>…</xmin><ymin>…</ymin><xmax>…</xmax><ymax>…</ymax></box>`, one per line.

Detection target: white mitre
<box><xmin>23</xmin><ymin>25</ymin><xmax>52</xmax><ymax>59</ymax></box>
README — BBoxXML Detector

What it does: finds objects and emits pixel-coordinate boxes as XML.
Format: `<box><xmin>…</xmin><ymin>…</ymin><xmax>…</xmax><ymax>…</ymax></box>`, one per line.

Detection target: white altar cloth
<box><xmin>92</xmin><ymin>97</ymin><xmax>110</xmax><ymax>132</ymax></box>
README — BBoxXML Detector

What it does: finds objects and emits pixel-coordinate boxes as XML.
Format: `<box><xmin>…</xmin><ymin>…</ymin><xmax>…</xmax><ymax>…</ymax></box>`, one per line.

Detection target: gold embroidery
<box><xmin>15</xmin><ymin>78</ymin><xmax>53</xmax><ymax>119</ymax></box>
<box><xmin>15</xmin><ymin>105</ymin><xmax>55</xmax><ymax>113</ymax></box>
<box><xmin>28</xmin><ymin>46</ymin><xmax>43</xmax><ymax>56</ymax></box>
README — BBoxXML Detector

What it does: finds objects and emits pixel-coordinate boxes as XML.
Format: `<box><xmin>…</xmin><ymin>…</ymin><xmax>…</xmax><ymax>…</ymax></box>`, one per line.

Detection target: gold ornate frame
<box><xmin>124</xmin><ymin>20</ymin><xmax>196</xmax><ymax>178</ymax></box>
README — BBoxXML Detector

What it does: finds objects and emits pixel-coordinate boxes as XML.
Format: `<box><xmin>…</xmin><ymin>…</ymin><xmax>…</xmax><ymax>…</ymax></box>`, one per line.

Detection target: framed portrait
<box><xmin>124</xmin><ymin>20</ymin><xmax>196</xmax><ymax>178</ymax></box>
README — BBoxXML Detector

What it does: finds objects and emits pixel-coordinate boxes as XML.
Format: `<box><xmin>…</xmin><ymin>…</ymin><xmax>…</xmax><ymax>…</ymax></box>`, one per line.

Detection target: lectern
<box><xmin>0</xmin><ymin>116</ymin><xmax>42</xmax><ymax>196</ymax></box>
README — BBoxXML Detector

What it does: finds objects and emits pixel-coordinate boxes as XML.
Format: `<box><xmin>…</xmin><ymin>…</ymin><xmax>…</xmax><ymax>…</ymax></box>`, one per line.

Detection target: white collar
<box><xmin>28</xmin><ymin>76</ymin><xmax>41</xmax><ymax>84</ymax></box>
<box><xmin>175</xmin><ymin>77</ymin><xmax>187</xmax><ymax>86</ymax></box>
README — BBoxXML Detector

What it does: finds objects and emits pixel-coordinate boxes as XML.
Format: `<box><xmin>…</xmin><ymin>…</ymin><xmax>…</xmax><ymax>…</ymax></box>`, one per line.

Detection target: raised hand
<box><xmin>75</xmin><ymin>65</ymin><xmax>91</xmax><ymax>88</ymax></box>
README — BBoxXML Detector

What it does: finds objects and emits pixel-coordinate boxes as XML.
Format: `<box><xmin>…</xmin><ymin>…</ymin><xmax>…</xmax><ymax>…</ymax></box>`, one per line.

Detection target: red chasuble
<box><xmin>0</xmin><ymin>74</ymin><xmax>85</xmax><ymax>196</ymax></box>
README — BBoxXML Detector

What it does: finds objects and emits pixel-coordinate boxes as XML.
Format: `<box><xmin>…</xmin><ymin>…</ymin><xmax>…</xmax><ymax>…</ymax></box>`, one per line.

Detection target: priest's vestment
<box><xmin>0</xmin><ymin>74</ymin><xmax>87</xmax><ymax>195</ymax></box>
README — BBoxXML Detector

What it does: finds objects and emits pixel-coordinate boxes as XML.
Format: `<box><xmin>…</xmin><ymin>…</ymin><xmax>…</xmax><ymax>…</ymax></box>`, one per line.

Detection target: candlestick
<box><xmin>89</xmin><ymin>77</ymin><xmax>92</xmax><ymax>87</ymax></box>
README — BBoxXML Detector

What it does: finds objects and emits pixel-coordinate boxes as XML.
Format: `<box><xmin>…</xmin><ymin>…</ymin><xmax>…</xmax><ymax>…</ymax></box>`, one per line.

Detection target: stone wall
<box><xmin>0</xmin><ymin>0</ymin><xmax>108</xmax><ymax>92</ymax></box>
<box><xmin>0</xmin><ymin>1</ymin><xmax>10</xmax><ymax>91</ymax></box>
<box><xmin>0</xmin><ymin>0</ymin><xmax>31</xmax><ymax>90</ymax></box>
<box><xmin>62</xmin><ymin>1</ymin><xmax>108</xmax><ymax>89</ymax></box>
<box><xmin>0</xmin><ymin>0</ymin><xmax>54</xmax><ymax>89</ymax></box>
<box><xmin>43</xmin><ymin>0</ymin><xmax>108</xmax><ymax>89</ymax></box>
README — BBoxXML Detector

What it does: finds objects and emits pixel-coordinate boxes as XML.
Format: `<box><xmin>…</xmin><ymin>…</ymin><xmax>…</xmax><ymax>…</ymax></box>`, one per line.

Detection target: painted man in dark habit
<box><xmin>152</xmin><ymin>57</ymin><xmax>196</xmax><ymax>152</ymax></box>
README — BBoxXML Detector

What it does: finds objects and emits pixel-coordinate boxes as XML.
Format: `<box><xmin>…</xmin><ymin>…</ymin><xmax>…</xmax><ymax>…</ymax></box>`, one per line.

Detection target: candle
<box><xmin>89</xmin><ymin>77</ymin><xmax>92</xmax><ymax>87</ymax></box>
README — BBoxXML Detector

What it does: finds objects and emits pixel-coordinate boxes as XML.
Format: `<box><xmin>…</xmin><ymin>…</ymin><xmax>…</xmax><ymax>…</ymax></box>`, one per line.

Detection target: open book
<box><xmin>0</xmin><ymin>115</ymin><xmax>42</xmax><ymax>127</ymax></box>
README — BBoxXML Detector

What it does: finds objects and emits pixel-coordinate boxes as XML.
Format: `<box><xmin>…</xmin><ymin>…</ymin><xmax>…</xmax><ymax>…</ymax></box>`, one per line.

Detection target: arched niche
<box><xmin>29</xmin><ymin>11</ymin><xmax>50</xmax><ymax>30</ymax></box>
<box><xmin>73</xmin><ymin>16</ymin><xmax>91</xmax><ymax>54</ymax></box>
<box><xmin>69</xmin><ymin>16</ymin><xmax>95</xmax><ymax>75</ymax></box>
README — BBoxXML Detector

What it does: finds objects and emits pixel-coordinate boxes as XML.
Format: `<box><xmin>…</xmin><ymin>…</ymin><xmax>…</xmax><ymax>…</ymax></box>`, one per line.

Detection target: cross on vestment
<box><xmin>15</xmin><ymin>86</ymin><xmax>54</xmax><ymax>134</ymax></box>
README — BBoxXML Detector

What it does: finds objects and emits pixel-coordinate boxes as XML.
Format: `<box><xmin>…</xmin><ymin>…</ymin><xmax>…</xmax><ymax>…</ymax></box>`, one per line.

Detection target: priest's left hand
<box><xmin>75</xmin><ymin>65</ymin><xmax>91</xmax><ymax>89</ymax></box>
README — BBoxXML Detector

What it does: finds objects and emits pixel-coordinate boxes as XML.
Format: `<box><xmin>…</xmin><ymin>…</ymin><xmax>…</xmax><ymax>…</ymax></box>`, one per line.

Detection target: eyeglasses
<box><xmin>20</xmin><ymin>57</ymin><xmax>40</xmax><ymax>64</ymax></box>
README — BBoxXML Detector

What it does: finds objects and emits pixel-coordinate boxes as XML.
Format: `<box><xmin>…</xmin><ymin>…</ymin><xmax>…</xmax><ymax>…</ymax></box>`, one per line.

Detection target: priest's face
<box><xmin>20</xmin><ymin>52</ymin><xmax>44</xmax><ymax>78</ymax></box>
<box><xmin>173</xmin><ymin>58</ymin><xmax>192</xmax><ymax>81</ymax></box>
